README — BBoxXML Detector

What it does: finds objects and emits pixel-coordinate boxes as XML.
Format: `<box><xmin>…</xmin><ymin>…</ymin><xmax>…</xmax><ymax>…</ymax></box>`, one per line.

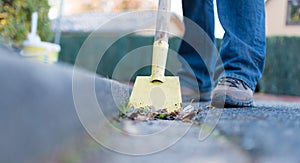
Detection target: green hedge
<box><xmin>59</xmin><ymin>34</ymin><xmax>300</xmax><ymax>96</ymax></box>
<box><xmin>59</xmin><ymin>33</ymin><xmax>182</xmax><ymax>80</ymax></box>
<box><xmin>259</xmin><ymin>36</ymin><xmax>300</xmax><ymax>96</ymax></box>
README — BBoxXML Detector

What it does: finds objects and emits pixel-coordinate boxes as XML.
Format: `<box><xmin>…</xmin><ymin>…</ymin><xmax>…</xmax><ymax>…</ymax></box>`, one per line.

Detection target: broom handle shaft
<box><xmin>154</xmin><ymin>0</ymin><xmax>171</xmax><ymax>43</ymax></box>
<box><xmin>151</xmin><ymin>0</ymin><xmax>171</xmax><ymax>83</ymax></box>
<box><xmin>31</xmin><ymin>12</ymin><xmax>38</xmax><ymax>35</ymax></box>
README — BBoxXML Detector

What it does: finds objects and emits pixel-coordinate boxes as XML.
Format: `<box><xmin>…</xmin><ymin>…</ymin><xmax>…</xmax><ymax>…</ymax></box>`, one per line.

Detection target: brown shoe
<box><xmin>181</xmin><ymin>86</ymin><xmax>211</xmax><ymax>102</ymax></box>
<box><xmin>211</xmin><ymin>77</ymin><xmax>253</xmax><ymax>107</ymax></box>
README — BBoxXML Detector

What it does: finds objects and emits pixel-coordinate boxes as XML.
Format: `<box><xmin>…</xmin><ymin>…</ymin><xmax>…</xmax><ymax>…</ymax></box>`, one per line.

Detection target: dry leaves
<box><xmin>120</xmin><ymin>103</ymin><xmax>201</xmax><ymax>123</ymax></box>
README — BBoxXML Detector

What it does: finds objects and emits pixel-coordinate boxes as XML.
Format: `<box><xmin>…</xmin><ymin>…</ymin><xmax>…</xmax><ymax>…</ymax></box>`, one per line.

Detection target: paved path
<box><xmin>210</xmin><ymin>101</ymin><xmax>300</xmax><ymax>162</ymax></box>
<box><xmin>53</xmin><ymin>100</ymin><xmax>300</xmax><ymax>163</ymax></box>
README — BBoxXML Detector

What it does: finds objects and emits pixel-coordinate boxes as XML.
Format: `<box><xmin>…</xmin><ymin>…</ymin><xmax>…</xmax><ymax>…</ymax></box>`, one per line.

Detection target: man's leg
<box><xmin>178</xmin><ymin>0</ymin><xmax>215</xmax><ymax>101</ymax></box>
<box><xmin>212</xmin><ymin>0</ymin><xmax>266</xmax><ymax>107</ymax></box>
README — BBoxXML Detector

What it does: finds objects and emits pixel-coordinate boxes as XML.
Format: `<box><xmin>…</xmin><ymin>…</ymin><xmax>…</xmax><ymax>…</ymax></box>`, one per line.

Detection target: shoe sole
<box><xmin>211</xmin><ymin>94</ymin><xmax>253</xmax><ymax>108</ymax></box>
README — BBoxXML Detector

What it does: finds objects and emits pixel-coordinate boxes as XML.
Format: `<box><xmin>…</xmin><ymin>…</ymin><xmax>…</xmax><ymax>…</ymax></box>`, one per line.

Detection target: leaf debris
<box><xmin>120</xmin><ymin>104</ymin><xmax>201</xmax><ymax>123</ymax></box>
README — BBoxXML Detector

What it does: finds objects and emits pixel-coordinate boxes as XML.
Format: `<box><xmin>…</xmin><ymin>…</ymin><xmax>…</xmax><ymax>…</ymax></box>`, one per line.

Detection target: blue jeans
<box><xmin>177</xmin><ymin>0</ymin><xmax>266</xmax><ymax>92</ymax></box>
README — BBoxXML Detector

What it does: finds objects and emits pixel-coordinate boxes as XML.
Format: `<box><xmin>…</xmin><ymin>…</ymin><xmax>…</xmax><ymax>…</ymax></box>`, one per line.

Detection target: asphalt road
<box><xmin>207</xmin><ymin>101</ymin><xmax>300</xmax><ymax>162</ymax></box>
<box><xmin>62</xmin><ymin>101</ymin><xmax>300</xmax><ymax>163</ymax></box>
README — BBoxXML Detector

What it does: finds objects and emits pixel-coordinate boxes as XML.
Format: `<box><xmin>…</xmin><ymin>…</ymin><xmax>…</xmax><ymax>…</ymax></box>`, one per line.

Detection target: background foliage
<box><xmin>0</xmin><ymin>0</ymin><xmax>53</xmax><ymax>46</ymax></box>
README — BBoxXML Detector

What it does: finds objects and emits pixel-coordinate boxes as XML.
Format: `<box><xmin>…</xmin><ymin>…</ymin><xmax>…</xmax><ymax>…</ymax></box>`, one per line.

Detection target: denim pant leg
<box><xmin>216</xmin><ymin>0</ymin><xmax>266</xmax><ymax>90</ymax></box>
<box><xmin>178</xmin><ymin>0</ymin><xmax>215</xmax><ymax>92</ymax></box>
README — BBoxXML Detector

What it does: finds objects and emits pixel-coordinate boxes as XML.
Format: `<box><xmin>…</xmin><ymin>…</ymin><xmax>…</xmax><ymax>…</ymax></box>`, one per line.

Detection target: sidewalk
<box><xmin>51</xmin><ymin>98</ymin><xmax>300</xmax><ymax>163</ymax></box>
